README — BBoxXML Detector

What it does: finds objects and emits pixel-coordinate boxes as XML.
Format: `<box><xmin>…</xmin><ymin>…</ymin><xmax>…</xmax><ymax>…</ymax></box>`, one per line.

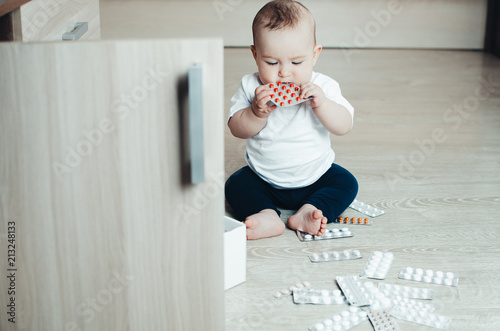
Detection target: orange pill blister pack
<box><xmin>266</xmin><ymin>82</ymin><xmax>310</xmax><ymax>107</ymax></box>
<box><xmin>337</xmin><ymin>216</ymin><xmax>373</xmax><ymax>225</ymax></box>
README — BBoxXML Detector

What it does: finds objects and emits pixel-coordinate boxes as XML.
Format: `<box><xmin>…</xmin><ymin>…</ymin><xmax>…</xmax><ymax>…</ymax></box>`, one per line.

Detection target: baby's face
<box><xmin>251</xmin><ymin>19</ymin><xmax>321</xmax><ymax>85</ymax></box>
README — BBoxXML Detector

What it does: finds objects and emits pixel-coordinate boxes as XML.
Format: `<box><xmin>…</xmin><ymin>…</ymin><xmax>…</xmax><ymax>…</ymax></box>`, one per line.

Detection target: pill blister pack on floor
<box><xmin>292</xmin><ymin>288</ymin><xmax>347</xmax><ymax>305</ymax></box>
<box><xmin>296</xmin><ymin>227</ymin><xmax>353</xmax><ymax>242</ymax></box>
<box><xmin>349</xmin><ymin>199</ymin><xmax>385</xmax><ymax>217</ymax></box>
<box><xmin>378</xmin><ymin>282</ymin><xmax>434</xmax><ymax>300</ymax></box>
<box><xmin>336</xmin><ymin>217</ymin><xmax>373</xmax><ymax>225</ymax></box>
<box><xmin>308</xmin><ymin>249</ymin><xmax>363</xmax><ymax>263</ymax></box>
<box><xmin>360</xmin><ymin>251</ymin><xmax>394</xmax><ymax>280</ymax></box>
<box><xmin>308</xmin><ymin>306</ymin><xmax>368</xmax><ymax>331</ymax></box>
<box><xmin>390</xmin><ymin>296</ymin><xmax>435</xmax><ymax>313</ymax></box>
<box><xmin>266</xmin><ymin>82</ymin><xmax>311</xmax><ymax>107</ymax></box>
<box><xmin>336</xmin><ymin>276</ymin><xmax>372</xmax><ymax>306</ymax></box>
<box><xmin>272</xmin><ymin>280</ymin><xmax>311</xmax><ymax>299</ymax></box>
<box><xmin>398</xmin><ymin>266</ymin><xmax>459</xmax><ymax>286</ymax></box>
<box><xmin>367</xmin><ymin>310</ymin><xmax>401</xmax><ymax>331</ymax></box>
<box><xmin>336</xmin><ymin>276</ymin><xmax>394</xmax><ymax>310</ymax></box>
<box><xmin>390</xmin><ymin>305</ymin><xmax>452</xmax><ymax>330</ymax></box>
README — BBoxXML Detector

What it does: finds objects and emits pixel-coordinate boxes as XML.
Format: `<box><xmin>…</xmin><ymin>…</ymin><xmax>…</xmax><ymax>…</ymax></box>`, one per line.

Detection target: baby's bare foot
<box><xmin>245</xmin><ymin>209</ymin><xmax>285</xmax><ymax>240</ymax></box>
<box><xmin>287</xmin><ymin>204</ymin><xmax>327</xmax><ymax>236</ymax></box>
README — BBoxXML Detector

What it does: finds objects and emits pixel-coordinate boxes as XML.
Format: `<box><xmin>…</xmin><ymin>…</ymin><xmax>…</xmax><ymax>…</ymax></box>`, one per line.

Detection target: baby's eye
<box><xmin>292</xmin><ymin>61</ymin><xmax>303</xmax><ymax>65</ymax></box>
<box><xmin>266</xmin><ymin>61</ymin><xmax>278</xmax><ymax>66</ymax></box>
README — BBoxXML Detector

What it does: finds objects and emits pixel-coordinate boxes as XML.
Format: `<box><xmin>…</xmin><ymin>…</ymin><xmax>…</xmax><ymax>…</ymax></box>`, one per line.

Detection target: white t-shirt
<box><xmin>228</xmin><ymin>72</ymin><xmax>354</xmax><ymax>188</ymax></box>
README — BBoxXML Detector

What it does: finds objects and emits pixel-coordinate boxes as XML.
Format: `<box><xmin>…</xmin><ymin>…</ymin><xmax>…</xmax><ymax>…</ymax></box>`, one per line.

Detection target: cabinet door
<box><xmin>16</xmin><ymin>0</ymin><xmax>100</xmax><ymax>41</ymax></box>
<box><xmin>0</xmin><ymin>39</ymin><xmax>224</xmax><ymax>330</ymax></box>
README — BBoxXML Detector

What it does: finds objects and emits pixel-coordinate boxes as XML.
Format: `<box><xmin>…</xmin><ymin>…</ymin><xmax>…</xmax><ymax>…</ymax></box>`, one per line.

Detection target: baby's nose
<box><xmin>278</xmin><ymin>65</ymin><xmax>291</xmax><ymax>78</ymax></box>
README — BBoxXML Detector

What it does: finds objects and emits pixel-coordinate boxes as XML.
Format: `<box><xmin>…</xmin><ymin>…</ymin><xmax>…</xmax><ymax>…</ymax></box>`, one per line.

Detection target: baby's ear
<box><xmin>312</xmin><ymin>44</ymin><xmax>322</xmax><ymax>66</ymax></box>
<box><xmin>250</xmin><ymin>45</ymin><xmax>258</xmax><ymax>61</ymax></box>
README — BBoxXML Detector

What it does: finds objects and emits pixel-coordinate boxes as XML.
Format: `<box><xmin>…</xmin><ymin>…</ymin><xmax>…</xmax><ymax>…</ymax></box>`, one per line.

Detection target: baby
<box><xmin>225</xmin><ymin>0</ymin><xmax>358</xmax><ymax>240</ymax></box>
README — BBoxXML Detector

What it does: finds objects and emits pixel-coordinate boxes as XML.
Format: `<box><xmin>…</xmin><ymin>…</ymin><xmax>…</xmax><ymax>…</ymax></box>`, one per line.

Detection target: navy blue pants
<box><xmin>225</xmin><ymin>163</ymin><xmax>358</xmax><ymax>223</ymax></box>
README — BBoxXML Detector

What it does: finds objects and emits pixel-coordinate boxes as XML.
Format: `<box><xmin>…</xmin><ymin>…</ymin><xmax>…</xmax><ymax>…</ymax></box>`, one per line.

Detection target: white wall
<box><xmin>101</xmin><ymin>0</ymin><xmax>487</xmax><ymax>49</ymax></box>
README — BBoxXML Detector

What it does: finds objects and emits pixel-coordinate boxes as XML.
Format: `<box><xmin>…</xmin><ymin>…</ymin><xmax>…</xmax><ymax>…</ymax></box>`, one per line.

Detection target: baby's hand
<box><xmin>300</xmin><ymin>82</ymin><xmax>327</xmax><ymax>109</ymax></box>
<box><xmin>251</xmin><ymin>85</ymin><xmax>277</xmax><ymax>118</ymax></box>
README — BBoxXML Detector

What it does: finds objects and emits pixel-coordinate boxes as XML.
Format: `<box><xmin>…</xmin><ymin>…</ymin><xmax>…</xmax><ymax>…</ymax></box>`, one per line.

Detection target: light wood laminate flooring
<box><xmin>224</xmin><ymin>48</ymin><xmax>500</xmax><ymax>331</ymax></box>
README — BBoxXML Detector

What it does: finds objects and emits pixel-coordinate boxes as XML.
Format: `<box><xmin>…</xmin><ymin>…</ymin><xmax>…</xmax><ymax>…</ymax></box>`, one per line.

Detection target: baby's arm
<box><xmin>228</xmin><ymin>85</ymin><xmax>277</xmax><ymax>139</ymax></box>
<box><xmin>300</xmin><ymin>82</ymin><xmax>353</xmax><ymax>136</ymax></box>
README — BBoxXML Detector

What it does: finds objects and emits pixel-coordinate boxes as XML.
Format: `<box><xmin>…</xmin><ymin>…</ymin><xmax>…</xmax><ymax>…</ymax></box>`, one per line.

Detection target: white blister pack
<box><xmin>292</xmin><ymin>288</ymin><xmax>347</xmax><ymax>305</ymax></box>
<box><xmin>360</xmin><ymin>251</ymin><xmax>394</xmax><ymax>280</ymax></box>
<box><xmin>297</xmin><ymin>227</ymin><xmax>353</xmax><ymax>242</ymax></box>
<box><xmin>349</xmin><ymin>199</ymin><xmax>385</xmax><ymax>217</ymax></box>
<box><xmin>390</xmin><ymin>297</ymin><xmax>435</xmax><ymax>315</ymax></box>
<box><xmin>390</xmin><ymin>305</ymin><xmax>452</xmax><ymax>330</ymax></box>
<box><xmin>308</xmin><ymin>306</ymin><xmax>368</xmax><ymax>331</ymax></box>
<box><xmin>378</xmin><ymin>282</ymin><xmax>434</xmax><ymax>300</ymax></box>
<box><xmin>398</xmin><ymin>267</ymin><xmax>459</xmax><ymax>286</ymax></box>
<box><xmin>309</xmin><ymin>249</ymin><xmax>363</xmax><ymax>263</ymax></box>
<box><xmin>368</xmin><ymin>309</ymin><xmax>401</xmax><ymax>331</ymax></box>
<box><xmin>272</xmin><ymin>280</ymin><xmax>311</xmax><ymax>299</ymax></box>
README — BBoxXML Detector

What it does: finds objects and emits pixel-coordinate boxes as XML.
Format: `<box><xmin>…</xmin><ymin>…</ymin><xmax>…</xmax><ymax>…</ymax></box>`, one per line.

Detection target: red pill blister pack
<box><xmin>267</xmin><ymin>82</ymin><xmax>310</xmax><ymax>107</ymax></box>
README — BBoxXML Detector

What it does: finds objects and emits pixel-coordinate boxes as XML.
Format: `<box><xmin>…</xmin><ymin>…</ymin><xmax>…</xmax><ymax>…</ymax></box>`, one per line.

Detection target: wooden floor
<box><xmin>223</xmin><ymin>48</ymin><xmax>500</xmax><ymax>331</ymax></box>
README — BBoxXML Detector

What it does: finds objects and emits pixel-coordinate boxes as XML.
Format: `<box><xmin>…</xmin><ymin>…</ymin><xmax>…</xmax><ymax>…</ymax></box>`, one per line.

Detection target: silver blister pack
<box><xmin>297</xmin><ymin>227</ymin><xmax>353</xmax><ymax>242</ymax></box>
<box><xmin>349</xmin><ymin>199</ymin><xmax>385</xmax><ymax>217</ymax></box>
<box><xmin>336</xmin><ymin>276</ymin><xmax>372</xmax><ymax>307</ymax></box>
<box><xmin>336</xmin><ymin>276</ymin><xmax>393</xmax><ymax>309</ymax></box>
<box><xmin>378</xmin><ymin>282</ymin><xmax>434</xmax><ymax>300</ymax></box>
<box><xmin>309</xmin><ymin>249</ymin><xmax>363</xmax><ymax>263</ymax></box>
<box><xmin>308</xmin><ymin>306</ymin><xmax>368</xmax><ymax>331</ymax></box>
<box><xmin>398</xmin><ymin>266</ymin><xmax>459</xmax><ymax>286</ymax></box>
<box><xmin>368</xmin><ymin>309</ymin><xmax>401</xmax><ymax>331</ymax></box>
<box><xmin>390</xmin><ymin>305</ymin><xmax>452</xmax><ymax>330</ymax></box>
<box><xmin>266</xmin><ymin>82</ymin><xmax>311</xmax><ymax>107</ymax></box>
<box><xmin>292</xmin><ymin>288</ymin><xmax>347</xmax><ymax>305</ymax></box>
<box><xmin>360</xmin><ymin>251</ymin><xmax>394</xmax><ymax>280</ymax></box>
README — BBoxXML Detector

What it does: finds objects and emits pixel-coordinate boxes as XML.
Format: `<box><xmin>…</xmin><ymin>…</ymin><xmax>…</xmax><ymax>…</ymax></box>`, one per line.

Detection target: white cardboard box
<box><xmin>224</xmin><ymin>216</ymin><xmax>246</xmax><ymax>290</ymax></box>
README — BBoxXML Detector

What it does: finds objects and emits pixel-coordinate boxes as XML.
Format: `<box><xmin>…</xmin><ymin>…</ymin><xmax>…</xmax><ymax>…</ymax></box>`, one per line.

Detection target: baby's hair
<box><xmin>252</xmin><ymin>0</ymin><xmax>316</xmax><ymax>45</ymax></box>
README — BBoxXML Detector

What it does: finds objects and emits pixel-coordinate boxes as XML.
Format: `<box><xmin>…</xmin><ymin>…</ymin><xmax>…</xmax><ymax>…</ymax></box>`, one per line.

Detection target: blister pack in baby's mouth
<box><xmin>266</xmin><ymin>82</ymin><xmax>311</xmax><ymax>107</ymax></box>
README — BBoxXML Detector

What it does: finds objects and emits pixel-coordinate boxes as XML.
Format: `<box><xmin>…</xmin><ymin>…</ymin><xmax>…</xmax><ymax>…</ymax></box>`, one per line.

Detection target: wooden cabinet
<box><xmin>0</xmin><ymin>38</ymin><xmax>224</xmax><ymax>330</ymax></box>
<box><xmin>13</xmin><ymin>0</ymin><xmax>100</xmax><ymax>41</ymax></box>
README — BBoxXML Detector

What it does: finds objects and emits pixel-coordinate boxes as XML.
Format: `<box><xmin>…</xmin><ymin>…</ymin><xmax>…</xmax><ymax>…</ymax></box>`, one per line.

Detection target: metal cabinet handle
<box><xmin>62</xmin><ymin>22</ymin><xmax>88</xmax><ymax>41</ymax></box>
<box><xmin>188</xmin><ymin>63</ymin><xmax>205</xmax><ymax>184</ymax></box>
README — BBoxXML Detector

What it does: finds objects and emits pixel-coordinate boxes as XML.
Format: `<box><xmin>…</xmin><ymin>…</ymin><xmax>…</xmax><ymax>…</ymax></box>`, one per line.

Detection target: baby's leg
<box><xmin>225</xmin><ymin>166</ymin><xmax>285</xmax><ymax>240</ymax></box>
<box><xmin>288</xmin><ymin>164</ymin><xmax>358</xmax><ymax>235</ymax></box>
